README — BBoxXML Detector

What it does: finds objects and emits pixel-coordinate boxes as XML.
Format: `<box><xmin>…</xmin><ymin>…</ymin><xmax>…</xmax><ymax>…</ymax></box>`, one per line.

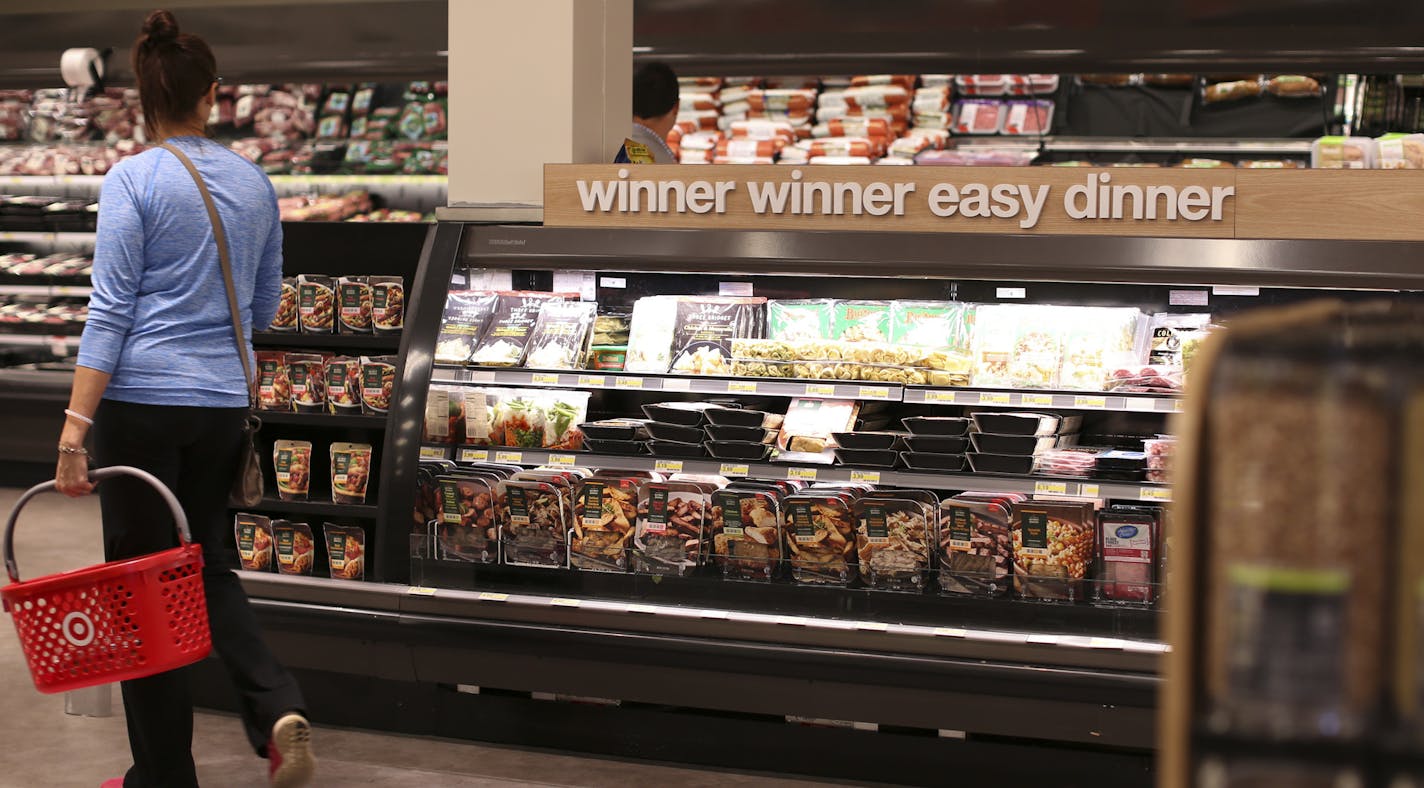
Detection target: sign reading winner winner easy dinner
<box><xmin>542</xmin><ymin>164</ymin><xmax>1424</xmax><ymax>241</ymax></box>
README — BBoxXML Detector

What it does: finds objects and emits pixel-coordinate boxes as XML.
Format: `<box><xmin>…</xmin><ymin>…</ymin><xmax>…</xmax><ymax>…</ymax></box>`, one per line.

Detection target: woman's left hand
<box><xmin>55</xmin><ymin>452</ymin><xmax>94</xmax><ymax>497</ymax></box>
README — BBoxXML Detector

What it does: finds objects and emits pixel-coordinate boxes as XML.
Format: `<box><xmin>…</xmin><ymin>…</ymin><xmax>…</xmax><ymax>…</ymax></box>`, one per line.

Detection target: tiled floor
<box><xmin>0</xmin><ymin>488</ymin><xmax>848</xmax><ymax>788</ymax></box>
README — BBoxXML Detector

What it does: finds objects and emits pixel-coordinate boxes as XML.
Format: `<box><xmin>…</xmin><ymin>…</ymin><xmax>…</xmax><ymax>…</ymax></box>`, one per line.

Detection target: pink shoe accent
<box><xmin>100</xmin><ymin>780</ymin><xmax>125</xmax><ymax>788</ymax></box>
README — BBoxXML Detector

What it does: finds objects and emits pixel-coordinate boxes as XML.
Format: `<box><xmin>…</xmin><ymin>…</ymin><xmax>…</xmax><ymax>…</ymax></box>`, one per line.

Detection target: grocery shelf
<box><xmin>0</xmin><ymin>334</ymin><xmax>78</xmax><ymax>348</ymax></box>
<box><xmin>430</xmin><ymin>365</ymin><xmax>903</xmax><ymax>401</ymax></box>
<box><xmin>252</xmin><ymin>332</ymin><xmax>401</xmax><ymax>352</ymax></box>
<box><xmin>248</xmin><ymin>496</ymin><xmax>378</xmax><ymax>520</ymax></box>
<box><xmin>0</xmin><ymin>231</ymin><xmax>96</xmax><ymax>245</ymax></box>
<box><xmin>904</xmin><ymin>386</ymin><xmax>1183</xmax><ymax>413</ymax></box>
<box><xmin>1038</xmin><ymin>136</ymin><xmax>1314</xmax><ymax>155</ymax></box>
<box><xmin>0</xmin><ymin>284</ymin><xmax>91</xmax><ymax>297</ymax></box>
<box><xmin>419</xmin><ymin>444</ymin><xmax>1172</xmax><ymax>502</ymax></box>
<box><xmin>256</xmin><ymin>411</ymin><xmax>387</xmax><ymax>429</ymax></box>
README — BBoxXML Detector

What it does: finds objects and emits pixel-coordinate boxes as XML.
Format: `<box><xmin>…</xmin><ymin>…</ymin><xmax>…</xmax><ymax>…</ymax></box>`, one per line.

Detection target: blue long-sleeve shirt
<box><xmin>78</xmin><ymin>136</ymin><xmax>283</xmax><ymax>408</ymax></box>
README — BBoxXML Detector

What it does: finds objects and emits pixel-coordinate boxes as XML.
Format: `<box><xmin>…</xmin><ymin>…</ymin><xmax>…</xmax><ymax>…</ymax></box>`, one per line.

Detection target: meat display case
<box><xmin>216</xmin><ymin>217</ymin><xmax>1424</xmax><ymax>785</ymax></box>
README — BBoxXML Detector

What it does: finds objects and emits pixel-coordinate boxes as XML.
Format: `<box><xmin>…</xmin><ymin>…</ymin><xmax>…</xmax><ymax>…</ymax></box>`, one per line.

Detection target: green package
<box><xmin>889</xmin><ymin>301</ymin><xmax>974</xmax><ymax>352</ymax></box>
<box><xmin>768</xmin><ymin>299</ymin><xmax>834</xmax><ymax>342</ymax></box>
<box><xmin>832</xmin><ymin>300</ymin><xmax>891</xmax><ymax>343</ymax></box>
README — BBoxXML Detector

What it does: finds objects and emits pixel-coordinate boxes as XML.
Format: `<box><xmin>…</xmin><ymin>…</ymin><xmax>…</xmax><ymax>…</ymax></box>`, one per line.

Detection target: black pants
<box><xmin>94</xmin><ymin>399</ymin><xmax>305</xmax><ymax>788</ymax></box>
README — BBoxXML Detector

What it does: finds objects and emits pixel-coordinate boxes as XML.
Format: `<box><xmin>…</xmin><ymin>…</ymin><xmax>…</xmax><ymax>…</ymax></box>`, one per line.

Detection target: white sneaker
<box><xmin>267</xmin><ymin>712</ymin><xmax>315</xmax><ymax>788</ymax></box>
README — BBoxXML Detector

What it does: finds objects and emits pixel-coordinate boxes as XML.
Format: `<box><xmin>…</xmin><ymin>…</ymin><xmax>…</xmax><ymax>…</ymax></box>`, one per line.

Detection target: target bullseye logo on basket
<box><xmin>61</xmin><ymin>611</ymin><xmax>95</xmax><ymax>647</ymax></box>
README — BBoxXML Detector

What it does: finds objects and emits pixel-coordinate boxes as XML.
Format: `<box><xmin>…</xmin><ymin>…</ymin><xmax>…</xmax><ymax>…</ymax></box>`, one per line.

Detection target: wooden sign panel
<box><xmin>544</xmin><ymin>164</ymin><xmax>1424</xmax><ymax>241</ymax></box>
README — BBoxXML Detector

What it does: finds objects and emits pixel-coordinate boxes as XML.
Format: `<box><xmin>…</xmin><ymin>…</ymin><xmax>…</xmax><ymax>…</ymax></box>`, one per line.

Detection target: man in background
<box><xmin>616</xmin><ymin>61</ymin><xmax>679</xmax><ymax>164</ymax></box>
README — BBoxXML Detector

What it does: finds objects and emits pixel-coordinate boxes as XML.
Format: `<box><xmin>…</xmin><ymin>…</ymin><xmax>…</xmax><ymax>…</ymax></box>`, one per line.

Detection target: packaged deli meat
<box><xmin>325</xmin><ymin>356</ymin><xmax>362</xmax><ymax>413</ymax></box>
<box><xmin>296</xmin><ymin>274</ymin><xmax>336</xmax><ymax>334</ymax></box>
<box><xmin>269</xmin><ymin>278</ymin><xmax>299</xmax><ymax>332</ymax></box>
<box><xmin>524</xmin><ymin>300</ymin><xmax>597</xmax><ymax>370</ymax></box>
<box><xmin>1011</xmin><ymin>500</ymin><xmax>1096</xmax><ymax>602</ymax></box>
<box><xmin>437</xmin><ymin>475</ymin><xmax>498</xmax><ymax>563</ymax></box>
<box><xmin>370</xmin><ymin>276</ymin><xmax>405</xmax><ymax>334</ymax></box>
<box><xmin>323</xmin><ymin>524</ymin><xmax>366</xmax><ymax>581</ymax></box>
<box><xmin>768</xmin><ymin>299</ymin><xmax>834</xmax><ymax>342</ymax></box>
<box><xmin>668</xmin><ymin>296</ymin><xmax>766</xmax><ymax>376</ymax></box>
<box><xmin>329</xmin><ymin>442</ymin><xmax>373</xmax><ymax>504</ymax></box>
<box><xmin>1312</xmin><ymin>136</ymin><xmax>1375</xmax><ymax>169</ymax></box>
<box><xmin>855</xmin><ymin>496</ymin><xmax>931</xmax><ymax>591</ymax></box>
<box><xmin>497</xmin><ymin>480</ymin><xmax>569</xmax><ymax>567</ymax></box>
<box><xmin>470</xmin><ymin>291</ymin><xmax>577</xmax><ymax>367</ymax></box>
<box><xmin>939</xmin><ymin>496</ymin><xmax>1016</xmax><ymax>597</ymax></box>
<box><xmin>1095</xmin><ymin>506</ymin><xmax>1159</xmax><ymax>605</ymax></box>
<box><xmin>434</xmin><ymin>291</ymin><xmax>498</xmax><ymax>365</ymax></box>
<box><xmin>571</xmin><ymin>476</ymin><xmax>641</xmax><ymax>572</ymax></box>
<box><xmin>286</xmin><ymin>353</ymin><xmax>327</xmax><ymax>413</ymax></box>
<box><xmin>255</xmin><ymin>351</ymin><xmax>291</xmax><ymax>411</ymax></box>
<box><xmin>632</xmin><ymin>481</ymin><xmax>712</xmax><ymax>576</ymax></box>
<box><xmin>273</xmin><ymin>521</ymin><xmax>315</xmax><ymax>576</ymax></box>
<box><xmin>336</xmin><ymin>275</ymin><xmax>373</xmax><ymax>334</ymax></box>
<box><xmin>273</xmin><ymin>440</ymin><xmax>313</xmax><ymax>501</ymax></box>
<box><xmin>784</xmin><ymin>492</ymin><xmax>858</xmax><ymax>585</ymax></box>
<box><xmin>712</xmin><ymin>489</ymin><xmax>783</xmax><ymax>581</ymax></box>
<box><xmin>234</xmin><ymin>513</ymin><xmax>275</xmax><ymax>572</ymax></box>
<box><xmin>359</xmin><ymin>355</ymin><xmax>397</xmax><ymax>415</ymax></box>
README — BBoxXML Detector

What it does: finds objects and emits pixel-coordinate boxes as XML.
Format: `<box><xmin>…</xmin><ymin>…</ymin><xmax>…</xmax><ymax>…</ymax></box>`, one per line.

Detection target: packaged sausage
<box><xmin>255</xmin><ymin>351</ymin><xmax>291</xmax><ymax>411</ymax></box>
<box><xmin>434</xmin><ymin>291</ymin><xmax>498</xmax><ymax>365</ymax></box>
<box><xmin>286</xmin><ymin>353</ymin><xmax>327</xmax><ymax>413</ymax></box>
<box><xmin>1264</xmin><ymin>75</ymin><xmax>1322</xmax><ymax>98</ymax></box>
<box><xmin>524</xmin><ymin>300</ymin><xmax>597</xmax><ymax>370</ymax></box>
<box><xmin>571</xmin><ymin>477</ymin><xmax>640</xmax><ymax>572</ymax></box>
<box><xmin>497</xmin><ymin>480</ymin><xmax>569</xmax><ymax>568</ymax></box>
<box><xmin>323</xmin><ymin>524</ymin><xmax>366</xmax><ymax>580</ymax></box>
<box><xmin>324</xmin><ymin>356</ymin><xmax>362</xmax><ymax>413</ymax></box>
<box><xmin>269</xmin><ymin>278</ymin><xmax>299</xmax><ymax>332</ymax></box>
<box><xmin>632</xmin><ymin>481</ymin><xmax>712</xmax><ymax>576</ymax></box>
<box><xmin>855</xmin><ymin>496</ymin><xmax>932</xmax><ymax>592</ymax></box>
<box><xmin>273</xmin><ymin>520</ymin><xmax>315</xmax><ymax>576</ymax></box>
<box><xmin>359</xmin><ymin>355</ymin><xmax>397</xmax><ymax>415</ymax></box>
<box><xmin>1311</xmin><ymin>136</ymin><xmax>1374</xmax><ymax>169</ymax></box>
<box><xmin>1078</xmin><ymin>74</ymin><xmax>1138</xmax><ymax>87</ymax></box>
<box><xmin>939</xmin><ymin>496</ymin><xmax>1015</xmax><ymax>597</ymax></box>
<box><xmin>329</xmin><ymin>442</ymin><xmax>373</xmax><ymax>504</ymax></box>
<box><xmin>234</xmin><ymin>513</ymin><xmax>274</xmax><ymax>572</ymax></box>
<box><xmin>712</xmin><ymin>489</ymin><xmax>782</xmax><ymax>582</ymax></box>
<box><xmin>1202</xmin><ymin>79</ymin><xmax>1262</xmax><ymax>104</ymax></box>
<box><xmin>1142</xmin><ymin>74</ymin><xmax>1195</xmax><ymax>88</ymax></box>
<box><xmin>471</xmin><ymin>291</ymin><xmax>578</xmax><ymax>367</ymax></box>
<box><xmin>437</xmin><ymin>475</ymin><xmax>498</xmax><ymax>563</ymax></box>
<box><xmin>784</xmin><ymin>493</ymin><xmax>857</xmax><ymax>586</ymax></box>
<box><xmin>1011</xmin><ymin>500</ymin><xmax>1096</xmax><ymax>602</ymax></box>
<box><xmin>336</xmin><ymin>275</ymin><xmax>373</xmax><ymax>334</ymax></box>
<box><xmin>369</xmin><ymin>276</ymin><xmax>404</xmax><ymax>334</ymax></box>
<box><xmin>296</xmin><ymin>274</ymin><xmax>336</xmax><ymax>334</ymax></box>
<box><xmin>273</xmin><ymin>440</ymin><xmax>313</xmax><ymax>501</ymax></box>
<box><xmin>423</xmin><ymin>387</ymin><xmax>466</xmax><ymax>444</ymax></box>
<box><xmin>1095</xmin><ymin>506</ymin><xmax>1159</xmax><ymax>606</ymax></box>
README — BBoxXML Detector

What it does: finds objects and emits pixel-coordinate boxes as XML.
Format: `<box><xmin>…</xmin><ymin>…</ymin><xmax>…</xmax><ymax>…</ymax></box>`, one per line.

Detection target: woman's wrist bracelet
<box><xmin>64</xmin><ymin>409</ymin><xmax>94</xmax><ymax>427</ymax></box>
<box><xmin>58</xmin><ymin>444</ymin><xmax>88</xmax><ymax>456</ymax></box>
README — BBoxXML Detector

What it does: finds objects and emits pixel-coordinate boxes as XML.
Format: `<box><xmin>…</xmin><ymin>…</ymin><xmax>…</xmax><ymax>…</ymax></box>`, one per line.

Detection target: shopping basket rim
<box><xmin>0</xmin><ymin>542</ymin><xmax>202</xmax><ymax>602</ymax></box>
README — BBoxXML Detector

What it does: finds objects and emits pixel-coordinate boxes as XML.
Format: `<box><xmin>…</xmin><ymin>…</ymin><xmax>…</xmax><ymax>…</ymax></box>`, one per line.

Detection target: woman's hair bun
<box><xmin>142</xmin><ymin>9</ymin><xmax>180</xmax><ymax>43</ymax></box>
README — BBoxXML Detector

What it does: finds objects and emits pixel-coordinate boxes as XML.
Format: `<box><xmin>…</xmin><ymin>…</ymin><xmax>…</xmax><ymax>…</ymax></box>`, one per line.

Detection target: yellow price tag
<box><xmin>924</xmin><ymin>390</ymin><xmax>958</xmax><ymax>404</ymax></box>
<box><xmin>495</xmin><ymin>451</ymin><xmax>524</xmax><ymax>464</ymax></box>
<box><xmin>1034</xmin><ymin>481</ymin><xmax>1069</xmax><ymax>496</ymax></box>
<box><xmin>477</xmin><ymin>592</ymin><xmax>509</xmax><ymax>602</ymax></box>
<box><xmin>459</xmin><ymin>448</ymin><xmax>489</xmax><ymax>463</ymax></box>
<box><xmin>408</xmin><ymin>586</ymin><xmax>437</xmax><ymax>596</ymax></box>
<box><xmin>787</xmin><ymin>467</ymin><xmax>818</xmax><ymax>481</ymax></box>
<box><xmin>1022</xmin><ymin>393</ymin><xmax>1054</xmax><ymax>407</ymax></box>
<box><xmin>718</xmin><ymin>463</ymin><xmax>749</xmax><ymax>477</ymax></box>
<box><xmin>615</xmin><ymin>377</ymin><xmax>644</xmax><ymax>390</ymax></box>
<box><xmin>804</xmin><ymin>384</ymin><xmax>836</xmax><ymax>397</ymax></box>
<box><xmin>654</xmin><ymin>459</ymin><xmax>684</xmax><ymax>473</ymax></box>
<box><xmin>855</xmin><ymin>621</ymin><xmax>890</xmax><ymax>632</ymax></box>
<box><xmin>1172</xmin><ymin>399</ymin><xmax>1185</xmax><ymax>413</ymax></box>
<box><xmin>727</xmin><ymin>381</ymin><xmax>758</xmax><ymax>394</ymax></box>
<box><xmin>531</xmin><ymin>373</ymin><xmax>560</xmax><ymax>385</ymax></box>
<box><xmin>850</xmin><ymin>470</ymin><xmax>881</xmax><ymax>484</ymax></box>
<box><xmin>933</xmin><ymin>627</ymin><xmax>967</xmax><ymax>638</ymax></box>
<box><xmin>1081</xmin><ymin>484</ymin><xmax>1101</xmax><ymax>498</ymax></box>
<box><xmin>550</xmin><ymin>598</ymin><xmax>582</xmax><ymax>608</ymax></box>
<box><xmin>1139</xmin><ymin>487</ymin><xmax>1172</xmax><ymax>502</ymax></box>
<box><xmin>547</xmin><ymin>454</ymin><xmax>577</xmax><ymax>467</ymax></box>
<box><xmin>1074</xmin><ymin>395</ymin><xmax>1108</xmax><ymax>409</ymax></box>
<box><xmin>981</xmin><ymin>392</ymin><xmax>1011</xmax><ymax>405</ymax></box>
<box><xmin>858</xmin><ymin>386</ymin><xmax>891</xmax><ymax>400</ymax></box>
<box><xmin>577</xmin><ymin>375</ymin><xmax>607</xmax><ymax>388</ymax></box>
<box><xmin>419</xmin><ymin>446</ymin><xmax>447</xmax><ymax>460</ymax></box>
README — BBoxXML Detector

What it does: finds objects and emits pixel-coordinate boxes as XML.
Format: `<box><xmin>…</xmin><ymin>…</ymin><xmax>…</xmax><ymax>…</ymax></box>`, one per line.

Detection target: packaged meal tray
<box><xmin>497</xmin><ymin>479</ymin><xmax>570</xmax><ymax>567</ymax></box>
<box><xmin>434</xmin><ymin>291</ymin><xmax>498</xmax><ymax>365</ymax></box>
<box><xmin>286</xmin><ymin>353</ymin><xmax>327</xmax><ymax>413</ymax></box>
<box><xmin>570</xmin><ymin>476</ymin><xmax>641</xmax><ymax>572</ymax></box>
<box><xmin>1095</xmin><ymin>506</ymin><xmax>1159</xmax><ymax>606</ymax></box>
<box><xmin>329</xmin><ymin>442</ymin><xmax>374</xmax><ymax>504</ymax></box>
<box><xmin>1312</xmin><ymin>136</ymin><xmax>1374</xmax><ymax>169</ymax></box>
<box><xmin>273</xmin><ymin>440</ymin><xmax>313</xmax><ymax>501</ymax></box>
<box><xmin>767</xmin><ymin>299</ymin><xmax>834</xmax><ymax>342</ymax></box>
<box><xmin>273</xmin><ymin>520</ymin><xmax>316</xmax><ymax>576</ymax></box>
<box><xmin>1146</xmin><ymin>312</ymin><xmax>1213</xmax><ymax>370</ymax></box>
<box><xmin>269</xmin><ymin>278</ymin><xmax>299</xmax><ymax>332</ymax></box>
<box><xmin>832</xmin><ymin>300</ymin><xmax>891</xmax><ymax>343</ymax></box>
<box><xmin>712</xmin><ymin>489</ymin><xmax>783</xmax><ymax>582</ymax></box>
<box><xmin>1011</xmin><ymin>499</ymin><xmax>1097</xmax><ymax>602</ymax></box>
<box><xmin>632</xmin><ymin>481</ymin><xmax>714</xmax><ymax>576</ymax></box>
<box><xmin>971</xmin><ymin>411</ymin><xmax>1081</xmax><ymax>437</ymax></box>
<box><xmin>296</xmin><ymin>274</ymin><xmax>336</xmax><ymax>334</ymax></box>
<box><xmin>436</xmin><ymin>474</ymin><xmax>498</xmax><ymax>563</ymax></box>
<box><xmin>325</xmin><ymin>356</ymin><xmax>362</xmax><ymax>413</ymax></box>
<box><xmin>234</xmin><ymin>513</ymin><xmax>275</xmax><ymax>572</ymax></box>
<box><xmin>784</xmin><ymin>492</ymin><xmax>858</xmax><ymax>586</ymax></box>
<box><xmin>470</xmin><ymin>291</ymin><xmax>579</xmax><ymax>367</ymax></box>
<box><xmin>336</xmin><ymin>275</ymin><xmax>373</xmax><ymax>334</ymax></box>
<box><xmin>887</xmin><ymin>301</ymin><xmax>975</xmax><ymax>355</ymax></box>
<box><xmin>776</xmin><ymin>398</ymin><xmax>861</xmax><ymax>464</ymax></box>
<box><xmin>323</xmin><ymin>524</ymin><xmax>366</xmax><ymax>581</ymax></box>
<box><xmin>1058</xmin><ymin>307</ymin><xmax>1148</xmax><ymax>392</ymax></box>
<box><xmin>359</xmin><ymin>355</ymin><xmax>397</xmax><ymax>415</ymax></box>
<box><xmin>523</xmin><ymin>300</ymin><xmax>597</xmax><ymax>370</ymax></box>
<box><xmin>255</xmin><ymin>351</ymin><xmax>291</xmax><ymax>411</ymax></box>
<box><xmin>370</xmin><ymin>276</ymin><xmax>405</xmax><ymax>334</ymax></box>
<box><xmin>1376</xmin><ymin>133</ymin><xmax>1424</xmax><ymax>170</ymax></box>
<box><xmin>939</xmin><ymin>495</ymin><xmax>1018</xmax><ymax>597</ymax></box>
<box><xmin>855</xmin><ymin>495</ymin><xmax>932</xmax><ymax>591</ymax></box>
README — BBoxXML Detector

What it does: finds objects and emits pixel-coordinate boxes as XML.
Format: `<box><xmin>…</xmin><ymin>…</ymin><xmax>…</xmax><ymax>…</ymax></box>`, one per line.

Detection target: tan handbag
<box><xmin>161</xmin><ymin>143</ymin><xmax>265</xmax><ymax>508</ymax></box>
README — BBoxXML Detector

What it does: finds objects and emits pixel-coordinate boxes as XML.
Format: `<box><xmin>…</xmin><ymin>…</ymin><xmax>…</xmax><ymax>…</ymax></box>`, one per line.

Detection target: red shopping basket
<box><xmin>1</xmin><ymin>466</ymin><xmax>211</xmax><ymax>693</ymax></box>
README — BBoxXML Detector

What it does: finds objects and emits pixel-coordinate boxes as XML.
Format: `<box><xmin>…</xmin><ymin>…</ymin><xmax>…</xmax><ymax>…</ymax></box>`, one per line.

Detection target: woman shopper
<box><xmin>53</xmin><ymin>9</ymin><xmax>314</xmax><ymax>788</ymax></box>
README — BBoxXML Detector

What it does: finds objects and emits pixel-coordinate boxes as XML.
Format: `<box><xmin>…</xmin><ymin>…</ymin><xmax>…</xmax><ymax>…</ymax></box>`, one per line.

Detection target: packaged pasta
<box><xmin>255</xmin><ymin>351</ymin><xmax>291</xmax><ymax>411</ymax></box>
<box><xmin>667</xmin><ymin>297</ymin><xmax>766</xmax><ymax>377</ymax></box>
<box><xmin>273</xmin><ymin>520</ymin><xmax>315</xmax><ymax>576</ymax></box>
<box><xmin>524</xmin><ymin>300</ymin><xmax>597</xmax><ymax>370</ymax></box>
<box><xmin>856</xmin><ymin>495</ymin><xmax>932</xmax><ymax>591</ymax></box>
<box><xmin>269</xmin><ymin>278</ymin><xmax>299</xmax><ymax>332</ymax></box>
<box><xmin>336</xmin><ymin>275</ymin><xmax>373</xmax><ymax>334</ymax></box>
<box><xmin>273</xmin><ymin>440</ymin><xmax>312</xmax><ymax>501</ymax></box>
<box><xmin>286</xmin><ymin>353</ymin><xmax>327</xmax><ymax>413</ymax></box>
<box><xmin>296</xmin><ymin>274</ymin><xmax>336</xmax><ymax>334</ymax></box>
<box><xmin>359</xmin><ymin>355</ymin><xmax>397</xmax><ymax>415</ymax></box>
<box><xmin>323</xmin><ymin>524</ymin><xmax>366</xmax><ymax>580</ymax></box>
<box><xmin>471</xmin><ymin>291</ymin><xmax>578</xmax><ymax>367</ymax></box>
<box><xmin>888</xmin><ymin>301</ymin><xmax>974</xmax><ymax>354</ymax></box>
<box><xmin>767</xmin><ymin>299</ymin><xmax>834</xmax><ymax>341</ymax></box>
<box><xmin>329</xmin><ymin>442</ymin><xmax>373</xmax><ymax>504</ymax></box>
<box><xmin>434</xmin><ymin>291</ymin><xmax>498</xmax><ymax>365</ymax></box>
<box><xmin>234</xmin><ymin>513</ymin><xmax>274</xmax><ymax>572</ymax></box>
<box><xmin>370</xmin><ymin>276</ymin><xmax>404</xmax><ymax>334</ymax></box>
<box><xmin>832</xmin><ymin>300</ymin><xmax>891</xmax><ymax>343</ymax></box>
<box><xmin>324</xmin><ymin>356</ymin><xmax>362</xmax><ymax>413</ymax></box>
<box><xmin>624</xmin><ymin>296</ymin><xmax>680</xmax><ymax>373</ymax></box>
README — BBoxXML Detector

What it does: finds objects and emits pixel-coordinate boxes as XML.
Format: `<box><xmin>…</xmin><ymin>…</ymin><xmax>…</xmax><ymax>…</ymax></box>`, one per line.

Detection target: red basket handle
<box><xmin>3</xmin><ymin>465</ymin><xmax>190</xmax><ymax>584</ymax></box>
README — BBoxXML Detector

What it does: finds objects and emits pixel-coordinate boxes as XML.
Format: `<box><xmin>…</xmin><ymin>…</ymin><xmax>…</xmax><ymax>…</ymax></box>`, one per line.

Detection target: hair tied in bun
<box><xmin>142</xmin><ymin>9</ymin><xmax>180</xmax><ymax>43</ymax></box>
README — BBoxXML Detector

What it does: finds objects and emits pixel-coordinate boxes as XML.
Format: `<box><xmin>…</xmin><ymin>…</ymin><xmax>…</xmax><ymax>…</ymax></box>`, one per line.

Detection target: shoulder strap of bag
<box><xmin>160</xmin><ymin>142</ymin><xmax>256</xmax><ymax>410</ymax></box>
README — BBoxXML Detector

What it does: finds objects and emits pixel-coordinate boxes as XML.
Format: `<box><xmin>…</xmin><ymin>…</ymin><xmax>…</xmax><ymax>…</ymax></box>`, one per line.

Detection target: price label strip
<box><xmin>850</xmin><ymin>470</ymin><xmax>881</xmax><ymax>484</ymax></box>
<box><xmin>787</xmin><ymin>467</ymin><xmax>818</xmax><ymax>481</ymax></box>
<box><xmin>804</xmin><ymin>384</ymin><xmax>836</xmax><ymax>397</ymax></box>
<box><xmin>654</xmin><ymin>459</ymin><xmax>684</xmax><ymax>473</ymax></box>
<box><xmin>1139</xmin><ymin>487</ymin><xmax>1172</xmax><ymax>502</ymax></box>
<box><xmin>419</xmin><ymin>446</ymin><xmax>447</xmax><ymax>461</ymax></box>
<box><xmin>477</xmin><ymin>592</ymin><xmax>509</xmax><ymax>602</ymax></box>
<box><xmin>923</xmin><ymin>390</ymin><xmax>959</xmax><ymax>404</ymax></box>
<box><xmin>1021</xmin><ymin>393</ymin><xmax>1055</xmax><ymax>407</ymax></box>
<box><xmin>1073</xmin><ymin>395</ymin><xmax>1108</xmax><ymax>409</ymax></box>
<box><xmin>494</xmin><ymin>451</ymin><xmax>524</xmax><ymax>464</ymax></box>
<box><xmin>1034</xmin><ymin>481</ymin><xmax>1069</xmax><ymax>496</ymax></box>
<box><xmin>459</xmin><ymin>448</ymin><xmax>489</xmax><ymax>463</ymax></box>
<box><xmin>719</xmin><ymin>463</ymin><xmax>750</xmax><ymax>477</ymax></box>
<box><xmin>726</xmin><ymin>381</ymin><xmax>758</xmax><ymax>394</ymax></box>
<box><xmin>615</xmin><ymin>377</ymin><xmax>645</xmax><ymax>390</ymax></box>
<box><xmin>547</xmin><ymin>454</ymin><xmax>578</xmax><ymax>468</ymax></box>
<box><xmin>981</xmin><ymin>392</ymin><xmax>1011</xmax><ymax>406</ymax></box>
<box><xmin>577</xmin><ymin>374</ymin><xmax>607</xmax><ymax>388</ymax></box>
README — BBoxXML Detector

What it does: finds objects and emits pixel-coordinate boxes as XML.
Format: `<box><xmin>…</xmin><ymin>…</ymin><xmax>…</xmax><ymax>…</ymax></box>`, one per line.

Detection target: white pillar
<box><xmin>448</xmin><ymin>0</ymin><xmax>632</xmax><ymax>207</ymax></box>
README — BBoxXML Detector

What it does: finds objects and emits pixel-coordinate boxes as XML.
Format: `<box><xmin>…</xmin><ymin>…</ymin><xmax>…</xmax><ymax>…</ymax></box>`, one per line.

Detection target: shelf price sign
<box><xmin>459</xmin><ymin>448</ymin><xmax>489</xmax><ymax>463</ymax></box>
<box><xmin>858</xmin><ymin>386</ymin><xmax>891</xmax><ymax>400</ymax></box>
<box><xmin>1139</xmin><ymin>487</ymin><xmax>1172</xmax><ymax>502</ymax></box>
<box><xmin>531</xmin><ymin>373</ymin><xmax>561</xmax><ymax>386</ymax></box>
<box><xmin>1073</xmin><ymin>395</ymin><xmax>1108</xmax><ymax>409</ymax></box>
<box><xmin>718</xmin><ymin>463</ymin><xmax>750</xmax><ymax>477</ymax></box>
<box><xmin>850</xmin><ymin>470</ymin><xmax>881</xmax><ymax>484</ymax></box>
<box><xmin>981</xmin><ymin>392</ymin><xmax>1011</xmax><ymax>406</ymax></box>
<box><xmin>726</xmin><ymin>381</ymin><xmax>758</xmax><ymax>394</ymax></box>
<box><xmin>1021</xmin><ymin>393</ymin><xmax>1055</xmax><ymax>407</ymax></box>
<box><xmin>804</xmin><ymin>384</ymin><xmax>836</xmax><ymax>397</ymax></box>
<box><xmin>547</xmin><ymin>454</ymin><xmax>578</xmax><ymax>468</ymax></box>
<box><xmin>577</xmin><ymin>374</ymin><xmax>607</xmax><ymax>388</ymax></box>
<box><xmin>419</xmin><ymin>446</ymin><xmax>447</xmax><ymax>461</ymax></box>
<box><xmin>615</xmin><ymin>376</ymin><xmax>645</xmax><ymax>390</ymax></box>
<box><xmin>787</xmin><ymin>467</ymin><xmax>818</xmax><ymax>482</ymax></box>
<box><xmin>495</xmin><ymin>451</ymin><xmax>524</xmax><ymax>464</ymax></box>
<box><xmin>654</xmin><ymin>459</ymin><xmax>684</xmax><ymax>473</ymax></box>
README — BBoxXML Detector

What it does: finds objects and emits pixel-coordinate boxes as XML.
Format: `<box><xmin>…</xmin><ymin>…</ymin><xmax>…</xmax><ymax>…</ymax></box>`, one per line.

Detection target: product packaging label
<box><xmin>644</xmin><ymin>487</ymin><xmax>670</xmax><ymax>534</ymax></box>
<box><xmin>1019</xmin><ymin>510</ymin><xmax>1049</xmax><ymax>557</ymax></box>
<box><xmin>947</xmin><ymin>505</ymin><xmax>973</xmax><ymax>551</ymax></box>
